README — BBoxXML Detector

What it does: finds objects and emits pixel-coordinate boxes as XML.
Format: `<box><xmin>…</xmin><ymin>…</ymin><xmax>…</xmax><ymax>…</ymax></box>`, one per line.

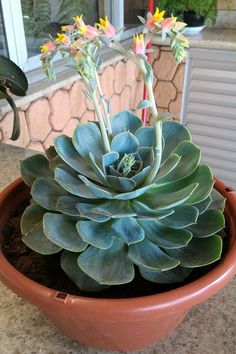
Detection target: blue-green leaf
<box><xmin>102</xmin><ymin>151</ymin><xmax>119</xmax><ymax>170</ymax></box>
<box><xmin>139</xmin><ymin>265</ymin><xmax>192</xmax><ymax>284</ymax></box>
<box><xmin>209</xmin><ymin>189</ymin><xmax>226</xmax><ymax>212</ymax></box>
<box><xmin>162</xmin><ymin>121</ymin><xmax>191</xmax><ymax>162</ymax></box>
<box><xmin>61</xmin><ymin>251</ymin><xmax>109</xmax><ymax>292</ymax></box>
<box><xmin>31</xmin><ymin>178</ymin><xmax>67</xmax><ymax>210</ymax></box>
<box><xmin>76</xmin><ymin>220</ymin><xmax>114</xmax><ymax>249</ymax></box>
<box><xmin>193</xmin><ymin>197</ymin><xmax>212</xmax><ymax>215</ymax></box>
<box><xmin>54</xmin><ymin>135</ymin><xmax>100</xmax><ymax>182</ymax></box>
<box><xmin>135</xmin><ymin>126</ymin><xmax>155</xmax><ymax>148</ymax></box>
<box><xmin>188</xmin><ymin>209</ymin><xmax>225</xmax><ymax>238</ymax></box>
<box><xmin>113</xmin><ymin>183</ymin><xmax>156</xmax><ymax>200</ymax></box>
<box><xmin>78</xmin><ymin>239</ymin><xmax>135</xmax><ymax>285</ymax></box>
<box><xmin>56</xmin><ymin>196</ymin><xmax>81</xmax><ymax>216</ymax></box>
<box><xmin>20</xmin><ymin>154</ymin><xmax>52</xmax><ymax>187</ymax></box>
<box><xmin>160</xmin><ymin>206</ymin><xmax>199</xmax><ymax>229</ymax></box>
<box><xmin>139</xmin><ymin>219</ymin><xmax>192</xmax><ymax>248</ymax></box>
<box><xmin>21</xmin><ymin>204</ymin><xmax>62</xmax><ymax>255</ymax></box>
<box><xmin>72</xmin><ymin>122</ymin><xmax>104</xmax><ymax>160</ymax></box>
<box><xmin>131</xmin><ymin>166</ymin><xmax>151</xmax><ymax>186</ymax></box>
<box><xmin>166</xmin><ymin>235</ymin><xmax>223</xmax><ymax>267</ymax></box>
<box><xmin>137</xmin><ymin>147</ymin><xmax>154</xmax><ymax>167</ymax></box>
<box><xmin>111</xmin><ymin>131</ymin><xmax>139</xmax><ymax>155</ymax></box>
<box><xmin>92</xmin><ymin>200</ymin><xmax>136</xmax><ymax>218</ymax></box>
<box><xmin>110</xmin><ymin>110</ymin><xmax>142</xmax><ymax>136</ymax></box>
<box><xmin>79</xmin><ymin>175</ymin><xmax>115</xmax><ymax>199</ymax></box>
<box><xmin>106</xmin><ymin>175</ymin><xmax>136</xmax><ymax>192</ymax></box>
<box><xmin>136</xmin><ymin>100</ymin><xmax>152</xmax><ymax>110</ymax></box>
<box><xmin>128</xmin><ymin>238</ymin><xmax>180</xmax><ymax>271</ymax></box>
<box><xmin>111</xmin><ymin>217</ymin><xmax>145</xmax><ymax>245</ymax></box>
<box><xmin>132</xmin><ymin>200</ymin><xmax>174</xmax><ymax>219</ymax></box>
<box><xmin>43</xmin><ymin>213</ymin><xmax>87</xmax><ymax>252</ymax></box>
<box><xmin>76</xmin><ymin>203</ymin><xmax>111</xmax><ymax>222</ymax></box>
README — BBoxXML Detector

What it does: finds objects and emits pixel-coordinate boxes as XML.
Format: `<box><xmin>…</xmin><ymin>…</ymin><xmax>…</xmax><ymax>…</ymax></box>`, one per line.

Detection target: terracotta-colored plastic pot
<box><xmin>0</xmin><ymin>178</ymin><xmax>236</xmax><ymax>352</ymax></box>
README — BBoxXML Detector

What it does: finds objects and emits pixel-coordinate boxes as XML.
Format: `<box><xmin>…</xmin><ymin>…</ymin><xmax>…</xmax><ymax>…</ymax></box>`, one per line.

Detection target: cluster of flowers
<box><xmin>40</xmin><ymin>7</ymin><xmax>189</xmax><ymax>81</ymax></box>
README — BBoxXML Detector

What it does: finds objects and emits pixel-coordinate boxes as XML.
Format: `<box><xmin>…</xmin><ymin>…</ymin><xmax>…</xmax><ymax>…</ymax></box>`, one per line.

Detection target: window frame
<box><xmin>1</xmin><ymin>0</ymin><xmax>142</xmax><ymax>73</ymax></box>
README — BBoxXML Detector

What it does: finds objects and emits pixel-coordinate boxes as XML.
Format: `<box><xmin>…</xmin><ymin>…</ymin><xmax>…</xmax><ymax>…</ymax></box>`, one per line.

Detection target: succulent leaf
<box><xmin>43</xmin><ymin>213</ymin><xmax>88</xmax><ymax>252</ymax></box>
<box><xmin>128</xmin><ymin>238</ymin><xmax>180</xmax><ymax>271</ymax></box>
<box><xmin>78</xmin><ymin>239</ymin><xmax>135</xmax><ymax>285</ymax></box>
<box><xmin>138</xmin><ymin>220</ymin><xmax>193</xmax><ymax>249</ymax></box>
<box><xmin>160</xmin><ymin>206</ymin><xmax>199</xmax><ymax>229</ymax></box>
<box><xmin>76</xmin><ymin>220</ymin><xmax>114</xmax><ymax>249</ymax></box>
<box><xmin>187</xmin><ymin>209</ymin><xmax>225</xmax><ymax>238</ymax></box>
<box><xmin>166</xmin><ymin>235</ymin><xmax>223</xmax><ymax>267</ymax></box>
<box><xmin>139</xmin><ymin>265</ymin><xmax>192</xmax><ymax>284</ymax></box>
<box><xmin>111</xmin><ymin>110</ymin><xmax>142</xmax><ymax>136</ymax></box>
<box><xmin>21</xmin><ymin>205</ymin><xmax>62</xmax><ymax>254</ymax></box>
<box><xmin>111</xmin><ymin>131</ymin><xmax>140</xmax><ymax>155</ymax></box>
<box><xmin>111</xmin><ymin>217</ymin><xmax>145</xmax><ymax>244</ymax></box>
<box><xmin>20</xmin><ymin>154</ymin><xmax>53</xmax><ymax>187</ymax></box>
<box><xmin>61</xmin><ymin>251</ymin><xmax>110</xmax><ymax>292</ymax></box>
<box><xmin>209</xmin><ymin>189</ymin><xmax>226</xmax><ymax>212</ymax></box>
<box><xmin>135</xmin><ymin>126</ymin><xmax>155</xmax><ymax>148</ymax></box>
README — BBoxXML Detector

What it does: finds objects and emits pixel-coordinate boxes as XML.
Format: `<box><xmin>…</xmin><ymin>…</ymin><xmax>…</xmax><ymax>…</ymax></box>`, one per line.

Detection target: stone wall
<box><xmin>0</xmin><ymin>46</ymin><xmax>185</xmax><ymax>151</ymax></box>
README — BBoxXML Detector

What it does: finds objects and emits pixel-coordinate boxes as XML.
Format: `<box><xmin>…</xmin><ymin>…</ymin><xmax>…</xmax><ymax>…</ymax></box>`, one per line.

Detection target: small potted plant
<box><xmin>0</xmin><ymin>7</ymin><xmax>236</xmax><ymax>352</ymax></box>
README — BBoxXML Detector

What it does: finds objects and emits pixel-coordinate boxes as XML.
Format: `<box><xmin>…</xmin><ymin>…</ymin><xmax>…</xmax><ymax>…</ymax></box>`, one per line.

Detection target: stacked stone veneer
<box><xmin>0</xmin><ymin>46</ymin><xmax>185</xmax><ymax>151</ymax></box>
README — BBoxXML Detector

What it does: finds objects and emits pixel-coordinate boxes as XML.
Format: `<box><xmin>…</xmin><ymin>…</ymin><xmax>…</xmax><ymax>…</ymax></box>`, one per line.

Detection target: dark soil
<box><xmin>2</xmin><ymin>200</ymin><xmax>230</xmax><ymax>299</ymax></box>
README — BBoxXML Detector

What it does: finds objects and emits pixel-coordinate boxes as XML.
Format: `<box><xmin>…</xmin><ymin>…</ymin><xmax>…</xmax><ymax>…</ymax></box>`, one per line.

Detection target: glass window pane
<box><xmin>0</xmin><ymin>3</ymin><xmax>8</xmax><ymax>57</ymax></box>
<box><xmin>124</xmin><ymin>0</ymin><xmax>146</xmax><ymax>29</ymax></box>
<box><xmin>21</xmin><ymin>0</ymin><xmax>99</xmax><ymax>58</ymax></box>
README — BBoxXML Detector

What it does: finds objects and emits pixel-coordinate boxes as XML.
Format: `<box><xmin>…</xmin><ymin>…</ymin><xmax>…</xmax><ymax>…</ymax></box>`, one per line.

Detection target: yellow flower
<box><xmin>40</xmin><ymin>41</ymin><xmax>56</xmax><ymax>53</ymax></box>
<box><xmin>73</xmin><ymin>15</ymin><xmax>86</xmax><ymax>29</ymax></box>
<box><xmin>61</xmin><ymin>25</ymin><xmax>74</xmax><ymax>32</ymax></box>
<box><xmin>56</xmin><ymin>33</ymin><xmax>70</xmax><ymax>45</ymax></box>
<box><xmin>146</xmin><ymin>7</ymin><xmax>165</xmax><ymax>31</ymax></box>
<box><xmin>97</xmin><ymin>16</ymin><xmax>116</xmax><ymax>38</ymax></box>
<box><xmin>132</xmin><ymin>33</ymin><xmax>145</xmax><ymax>55</ymax></box>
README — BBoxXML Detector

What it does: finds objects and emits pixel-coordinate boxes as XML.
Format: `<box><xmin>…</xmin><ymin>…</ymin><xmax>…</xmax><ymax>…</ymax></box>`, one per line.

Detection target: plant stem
<box><xmin>95</xmin><ymin>72</ymin><xmax>112</xmax><ymax>139</ymax></box>
<box><xmin>84</xmin><ymin>78</ymin><xmax>111</xmax><ymax>153</ymax></box>
<box><xmin>145</xmin><ymin>81</ymin><xmax>162</xmax><ymax>184</ymax></box>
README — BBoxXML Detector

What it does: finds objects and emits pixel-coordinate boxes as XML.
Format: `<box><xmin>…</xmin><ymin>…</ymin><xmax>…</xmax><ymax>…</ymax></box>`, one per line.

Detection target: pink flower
<box><xmin>79</xmin><ymin>25</ymin><xmax>98</xmax><ymax>40</ymax></box>
<box><xmin>146</xmin><ymin>7</ymin><xmax>165</xmax><ymax>31</ymax></box>
<box><xmin>161</xmin><ymin>17</ymin><xmax>177</xmax><ymax>32</ymax></box>
<box><xmin>40</xmin><ymin>41</ymin><xmax>56</xmax><ymax>53</ymax></box>
<box><xmin>97</xmin><ymin>16</ymin><xmax>116</xmax><ymax>38</ymax></box>
<box><xmin>132</xmin><ymin>34</ymin><xmax>145</xmax><ymax>55</ymax></box>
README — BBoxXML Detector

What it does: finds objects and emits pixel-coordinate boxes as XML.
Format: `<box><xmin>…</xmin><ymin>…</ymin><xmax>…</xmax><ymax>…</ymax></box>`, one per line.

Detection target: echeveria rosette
<box><xmin>20</xmin><ymin>111</ymin><xmax>225</xmax><ymax>292</ymax></box>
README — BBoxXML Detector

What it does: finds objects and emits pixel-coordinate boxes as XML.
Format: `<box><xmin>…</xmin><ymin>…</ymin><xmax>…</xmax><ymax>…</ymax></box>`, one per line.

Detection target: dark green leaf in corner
<box><xmin>139</xmin><ymin>265</ymin><xmax>192</xmax><ymax>284</ymax></box>
<box><xmin>20</xmin><ymin>154</ymin><xmax>52</xmax><ymax>187</ymax></box>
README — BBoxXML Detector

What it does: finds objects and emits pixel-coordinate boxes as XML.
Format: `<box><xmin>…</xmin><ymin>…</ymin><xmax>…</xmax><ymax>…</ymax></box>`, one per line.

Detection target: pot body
<box><xmin>0</xmin><ymin>178</ymin><xmax>236</xmax><ymax>352</ymax></box>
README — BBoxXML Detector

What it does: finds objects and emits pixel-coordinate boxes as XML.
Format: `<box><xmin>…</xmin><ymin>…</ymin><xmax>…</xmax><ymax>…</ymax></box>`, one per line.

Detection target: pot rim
<box><xmin>0</xmin><ymin>177</ymin><xmax>236</xmax><ymax>317</ymax></box>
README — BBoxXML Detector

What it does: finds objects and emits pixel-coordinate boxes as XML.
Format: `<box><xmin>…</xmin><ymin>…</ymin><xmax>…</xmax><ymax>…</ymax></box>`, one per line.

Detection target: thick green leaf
<box><xmin>88</xmin><ymin>152</ymin><xmax>107</xmax><ymax>185</ymax></box>
<box><xmin>162</xmin><ymin>121</ymin><xmax>191</xmax><ymax>162</ymax></box>
<box><xmin>102</xmin><ymin>151</ymin><xmax>119</xmax><ymax>170</ymax></box>
<box><xmin>78</xmin><ymin>239</ymin><xmax>135</xmax><ymax>285</ymax></box>
<box><xmin>128</xmin><ymin>238</ymin><xmax>180</xmax><ymax>271</ymax></box>
<box><xmin>166</xmin><ymin>235</ymin><xmax>223</xmax><ymax>267</ymax></box>
<box><xmin>72</xmin><ymin>122</ymin><xmax>104</xmax><ymax>160</ymax></box>
<box><xmin>110</xmin><ymin>110</ymin><xmax>142</xmax><ymax>136</ymax></box>
<box><xmin>137</xmin><ymin>183</ymin><xmax>198</xmax><ymax>210</ymax></box>
<box><xmin>76</xmin><ymin>220</ymin><xmax>114</xmax><ymax>249</ymax></box>
<box><xmin>135</xmin><ymin>126</ymin><xmax>155</xmax><ymax>148</ymax></box>
<box><xmin>21</xmin><ymin>204</ymin><xmax>62</xmax><ymax>255</ymax></box>
<box><xmin>79</xmin><ymin>175</ymin><xmax>115</xmax><ymax>199</ymax></box>
<box><xmin>43</xmin><ymin>213</ymin><xmax>87</xmax><ymax>252</ymax></box>
<box><xmin>137</xmin><ymin>147</ymin><xmax>154</xmax><ymax>167</ymax></box>
<box><xmin>61</xmin><ymin>251</ymin><xmax>109</xmax><ymax>292</ymax></box>
<box><xmin>193</xmin><ymin>197</ymin><xmax>212</xmax><ymax>215</ymax></box>
<box><xmin>111</xmin><ymin>131</ymin><xmax>139</xmax><ymax>155</ymax></box>
<box><xmin>20</xmin><ymin>154</ymin><xmax>52</xmax><ymax>187</ymax></box>
<box><xmin>157</xmin><ymin>141</ymin><xmax>201</xmax><ymax>184</ymax></box>
<box><xmin>111</xmin><ymin>217</ymin><xmax>145</xmax><ymax>245</ymax></box>
<box><xmin>106</xmin><ymin>175</ymin><xmax>136</xmax><ymax>192</ymax></box>
<box><xmin>113</xmin><ymin>183</ymin><xmax>156</xmax><ymax>201</ymax></box>
<box><xmin>56</xmin><ymin>196</ymin><xmax>81</xmax><ymax>216</ymax></box>
<box><xmin>54</xmin><ymin>135</ymin><xmax>100</xmax><ymax>182</ymax></box>
<box><xmin>139</xmin><ymin>265</ymin><xmax>192</xmax><ymax>284</ymax></box>
<box><xmin>209</xmin><ymin>189</ymin><xmax>226</xmax><ymax>212</ymax></box>
<box><xmin>139</xmin><ymin>220</ymin><xmax>192</xmax><ymax>249</ymax></box>
<box><xmin>132</xmin><ymin>200</ymin><xmax>174</xmax><ymax>219</ymax></box>
<box><xmin>31</xmin><ymin>178</ymin><xmax>67</xmax><ymax>210</ymax></box>
<box><xmin>183</xmin><ymin>165</ymin><xmax>214</xmax><ymax>205</ymax></box>
<box><xmin>188</xmin><ymin>209</ymin><xmax>225</xmax><ymax>238</ymax></box>
<box><xmin>136</xmin><ymin>100</ymin><xmax>152</xmax><ymax>110</ymax></box>
<box><xmin>0</xmin><ymin>55</ymin><xmax>28</xmax><ymax>96</ymax></box>
<box><xmin>76</xmin><ymin>203</ymin><xmax>111</xmax><ymax>222</ymax></box>
<box><xmin>154</xmin><ymin>154</ymin><xmax>181</xmax><ymax>182</ymax></box>
<box><xmin>131</xmin><ymin>166</ymin><xmax>151</xmax><ymax>186</ymax></box>
<box><xmin>92</xmin><ymin>200</ymin><xmax>136</xmax><ymax>218</ymax></box>
<box><xmin>160</xmin><ymin>206</ymin><xmax>199</xmax><ymax>229</ymax></box>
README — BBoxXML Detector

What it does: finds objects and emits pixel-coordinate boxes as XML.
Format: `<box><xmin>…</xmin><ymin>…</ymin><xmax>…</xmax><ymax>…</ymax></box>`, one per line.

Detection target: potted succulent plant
<box><xmin>0</xmin><ymin>7</ymin><xmax>236</xmax><ymax>352</ymax></box>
